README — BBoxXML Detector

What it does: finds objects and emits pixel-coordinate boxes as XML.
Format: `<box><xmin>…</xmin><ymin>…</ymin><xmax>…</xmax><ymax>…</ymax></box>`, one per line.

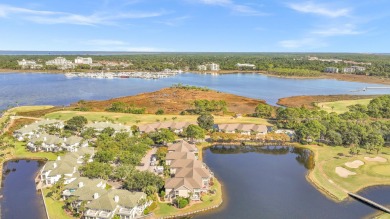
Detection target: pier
<box><xmin>348</xmin><ymin>192</ymin><xmax>390</xmax><ymax>213</ymax></box>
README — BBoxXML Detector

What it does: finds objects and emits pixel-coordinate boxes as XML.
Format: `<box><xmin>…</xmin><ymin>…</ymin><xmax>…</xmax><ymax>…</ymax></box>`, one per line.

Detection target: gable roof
<box><xmin>86</xmin><ymin>190</ymin><xmax>146</xmax><ymax>211</ymax></box>
<box><xmin>168</xmin><ymin>141</ymin><xmax>197</xmax><ymax>153</ymax></box>
<box><xmin>166</xmin><ymin>152</ymin><xmax>195</xmax><ymax>161</ymax></box>
<box><xmin>170</xmin><ymin>159</ymin><xmax>203</xmax><ymax>169</ymax></box>
<box><xmin>217</xmin><ymin>123</ymin><xmax>267</xmax><ymax>133</ymax></box>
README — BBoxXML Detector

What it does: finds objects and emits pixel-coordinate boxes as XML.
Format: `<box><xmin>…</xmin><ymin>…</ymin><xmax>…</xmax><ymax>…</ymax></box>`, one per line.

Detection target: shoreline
<box><xmin>1</xmin><ymin>68</ymin><xmax>390</xmax><ymax>85</ymax></box>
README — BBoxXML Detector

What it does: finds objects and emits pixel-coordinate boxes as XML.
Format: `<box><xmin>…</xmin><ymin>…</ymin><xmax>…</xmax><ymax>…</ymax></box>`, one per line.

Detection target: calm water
<box><xmin>1</xmin><ymin>72</ymin><xmax>390</xmax><ymax>110</ymax></box>
<box><xmin>195</xmin><ymin>146</ymin><xmax>390</xmax><ymax>219</ymax></box>
<box><xmin>1</xmin><ymin>160</ymin><xmax>47</xmax><ymax>219</ymax></box>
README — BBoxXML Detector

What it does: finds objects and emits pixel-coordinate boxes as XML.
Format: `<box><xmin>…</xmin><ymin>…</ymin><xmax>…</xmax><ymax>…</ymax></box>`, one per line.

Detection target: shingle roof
<box><xmin>166</xmin><ymin>152</ymin><xmax>195</xmax><ymax>161</ymax></box>
<box><xmin>217</xmin><ymin>123</ymin><xmax>268</xmax><ymax>133</ymax></box>
<box><xmin>86</xmin><ymin>190</ymin><xmax>146</xmax><ymax>211</ymax></box>
<box><xmin>138</xmin><ymin>122</ymin><xmax>195</xmax><ymax>133</ymax></box>
<box><xmin>168</xmin><ymin>141</ymin><xmax>197</xmax><ymax>153</ymax></box>
<box><xmin>170</xmin><ymin>159</ymin><xmax>203</xmax><ymax>169</ymax></box>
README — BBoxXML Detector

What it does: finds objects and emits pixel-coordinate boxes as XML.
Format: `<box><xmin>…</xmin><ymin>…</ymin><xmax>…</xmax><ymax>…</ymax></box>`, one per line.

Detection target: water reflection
<box><xmin>209</xmin><ymin>145</ymin><xmax>314</xmax><ymax>169</ymax></box>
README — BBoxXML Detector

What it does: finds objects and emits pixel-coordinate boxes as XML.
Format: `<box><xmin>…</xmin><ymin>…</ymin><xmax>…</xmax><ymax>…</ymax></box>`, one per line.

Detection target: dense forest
<box><xmin>1</xmin><ymin>53</ymin><xmax>390</xmax><ymax>77</ymax></box>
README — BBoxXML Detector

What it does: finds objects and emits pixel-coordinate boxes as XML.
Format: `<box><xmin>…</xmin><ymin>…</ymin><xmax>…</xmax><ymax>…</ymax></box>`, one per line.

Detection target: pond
<box><xmin>1</xmin><ymin>160</ymin><xmax>47</xmax><ymax>219</ymax></box>
<box><xmin>195</xmin><ymin>146</ymin><xmax>390</xmax><ymax>219</ymax></box>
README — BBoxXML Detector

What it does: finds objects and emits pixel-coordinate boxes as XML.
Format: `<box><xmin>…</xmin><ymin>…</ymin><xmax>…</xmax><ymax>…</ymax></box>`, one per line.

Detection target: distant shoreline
<box><xmin>1</xmin><ymin>68</ymin><xmax>390</xmax><ymax>85</ymax></box>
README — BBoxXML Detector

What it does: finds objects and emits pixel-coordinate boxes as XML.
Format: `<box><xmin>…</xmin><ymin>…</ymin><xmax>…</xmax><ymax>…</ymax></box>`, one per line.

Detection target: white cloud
<box><xmin>288</xmin><ymin>2</ymin><xmax>350</xmax><ymax>18</ymax></box>
<box><xmin>311</xmin><ymin>24</ymin><xmax>363</xmax><ymax>36</ymax></box>
<box><xmin>157</xmin><ymin>16</ymin><xmax>190</xmax><ymax>26</ymax></box>
<box><xmin>0</xmin><ymin>4</ymin><xmax>165</xmax><ymax>26</ymax></box>
<box><xmin>279</xmin><ymin>38</ymin><xmax>327</xmax><ymax>49</ymax></box>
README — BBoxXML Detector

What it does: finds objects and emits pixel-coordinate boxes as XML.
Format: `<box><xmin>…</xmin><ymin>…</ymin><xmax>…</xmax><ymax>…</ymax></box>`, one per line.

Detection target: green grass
<box><xmin>42</xmin><ymin>189</ymin><xmax>76</xmax><ymax>219</ymax></box>
<box><xmin>44</xmin><ymin>111</ymin><xmax>272</xmax><ymax>126</ymax></box>
<box><xmin>13</xmin><ymin>141</ymin><xmax>58</xmax><ymax>161</ymax></box>
<box><xmin>305</xmin><ymin>144</ymin><xmax>390</xmax><ymax>201</ymax></box>
<box><xmin>154</xmin><ymin>178</ymin><xmax>223</xmax><ymax>217</ymax></box>
<box><xmin>317</xmin><ymin>99</ymin><xmax>372</xmax><ymax>114</ymax></box>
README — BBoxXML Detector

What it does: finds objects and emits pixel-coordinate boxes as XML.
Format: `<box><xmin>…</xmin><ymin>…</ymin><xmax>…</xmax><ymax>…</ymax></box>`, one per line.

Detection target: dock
<box><xmin>348</xmin><ymin>192</ymin><xmax>390</xmax><ymax>213</ymax></box>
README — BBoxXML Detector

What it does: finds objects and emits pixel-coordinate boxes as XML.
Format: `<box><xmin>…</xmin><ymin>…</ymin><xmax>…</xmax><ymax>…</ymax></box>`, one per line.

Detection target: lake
<box><xmin>195</xmin><ymin>146</ymin><xmax>390</xmax><ymax>219</ymax></box>
<box><xmin>1</xmin><ymin>72</ymin><xmax>389</xmax><ymax>111</ymax></box>
<box><xmin>1</xmin><ymin>160</ymin><xmax>47</xmax><ymax>219</ymax></box>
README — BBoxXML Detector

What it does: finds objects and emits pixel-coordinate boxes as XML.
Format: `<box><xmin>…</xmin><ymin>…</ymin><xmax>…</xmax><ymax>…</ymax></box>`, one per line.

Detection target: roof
<box><xmin>175</xmin><ymin>167</ymin><xmax>211</xmax><ymax>179</ymax></box>
<box><xmin>170</xmin><ymin>159</ymin><xmax>203</xmax><ymax>169</ymax></box>
<box><xmin>217</xmin><ymin>123</ymin><xmax>268</xmax><ymax>133</ymax></box>
<box><xmin>138</xmin><ymin>122</ymin><xmax>195</xmax><ymax>133</ymax></box>
<box><xmin>166</xmin><ymin>152</ymin><xmax>195</xmax><ymax>161</ymax></box>
<box><xmin>15</xmin><ymin>119</ymin><xmax>63</xmax><ymax>135</ymax></box>
<box><xmin>168</xmin><ymin>141</ymin><xmax>197</xmax><ymax>153</ymax></box>
<box><xmin>86</xmin><ymin>190</ymin><xmax>146</xmax><ymax>211</ymax></box>
<box><xmin>65</xmin><ymin>136</ymin><xmax>83</xmax><ymax>145</ymax></box>
<box><xmin>165</xmin><ymin>178</ymin><xmax>202</xmax><ymax>190</ymax></box>
<box><xmin>65</xmin><ymin>177</ymin><xmax>106</xmax><ymax>190</ymax></box>
<box><xmin>85</xmin><ymin>122</ymin><xmax>130</xmax><ymax>132</ymax></box>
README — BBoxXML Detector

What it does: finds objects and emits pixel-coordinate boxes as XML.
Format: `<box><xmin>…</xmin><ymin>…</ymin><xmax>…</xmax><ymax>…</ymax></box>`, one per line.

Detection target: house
<box><xmin>216</xmin><ymin>123</ymin><xmax>268</xmax><ymax>135</ymax></box>
<box><xmin>197</xmin><ymin>65</ymin><xmax>207</xmax><ymax>71</ymax></box>
<box><xmin>324</xmin><ymin>67</ymin><xmax>339</xmax><ymax>73</ymax></box>
<box><xmin>208</xmin><ymin>63</ymin><xmax>220</xmax><ymax>71</ymax></box>
<box><xmin>169</xmin><ymin>159</ymin><xmax>204</xmax><ymax>175</ymax></box>
<box><xmin>85</xmin><ymin>122</ymin><xmax>131</xmax><ymax>134</ymax></box>
<box><xmin>14</xmin><ymin>119</ymin><xmax>64</xmax><ymax>141</ymax></box>
<box><xmin>45</xmin><ymin>57</ymin><xmax>75</xmax><ymax>70</ymax></box>
<box><xmin>165</xmin><ymin>167</ymin><xmax>212</xmax><ymax>201</ymax></box>
<box><xmin>27</xmin><ymin>133</ymin><xmax>64</xmax><ymax>152</ymax></box>
<box><xmin>40</xmin><ymin>147</ymin><xmax>94</xmax><ymax>185</ymax></box>
<box><xmin>62</xmin><ymin>136</ymin><xmax>88</xmax><ymax>152</ymax></box>
<box><xmin>62</xmin><ymin>177</ymin><xmax>107</xmax><ymax>210</ymax></box>
<box><xmin>167</xmin><ymin>141</ymin><xmax>198</xmax><ymax>155</ymax></box>
<box><xmin>138</xmin><ymin>122</ymin><xmax>195</xmax><ymax>134</ymax></box>
<box><xmin>165</xmin><ymin>152</ymin><xmax>196</xmax><ymax>165</ymax></box>
<box><xmin>84</xmin><ymin>190</ymin><xmax>151</xmax><ymax>219</ymax></box>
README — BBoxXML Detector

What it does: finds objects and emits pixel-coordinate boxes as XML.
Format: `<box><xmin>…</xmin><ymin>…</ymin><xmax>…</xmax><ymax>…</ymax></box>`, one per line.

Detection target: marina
<box><xmin>65</xmin><ymin>69</ymin><xmax>183</xmax><ymax>80</ymax></box>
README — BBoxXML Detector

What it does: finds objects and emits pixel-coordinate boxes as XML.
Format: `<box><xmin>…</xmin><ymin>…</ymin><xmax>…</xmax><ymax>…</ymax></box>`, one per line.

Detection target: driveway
<box><xmin>136</xmin><ymin>147</ymin><xmax>157</xmax><ymax>172</ymax></box>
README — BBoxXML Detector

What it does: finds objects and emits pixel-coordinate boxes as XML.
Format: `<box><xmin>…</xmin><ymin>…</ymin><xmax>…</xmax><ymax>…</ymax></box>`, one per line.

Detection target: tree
<box><xmin>148</xmin><ymin>128</ymin><xmax>176</xmax><ymax>145</ymax></box>
<box><xmin>197</xmin><ymin>113</ymin><xmax>214</xmax><ymax>130</ymax></box>
<box><xmin>94</xmin><ymin>151</ymin><xmax>115</xmax><ymax>163</ymax></box>
<box><xmin>183</xmin><ymin>125</ymin><xmax>205</xmax><ymax>141</ymax></box>
<box><xmin>254</xmin><ymin>104</ymin><xmax>273</xmax><ymax>118</ymax></box>
<box><xmin>65</xmin><ymin>116</ymin><xmax>88</xmax><ymax>132</ymax></box>
<box><xmin>124</xmin><ymin>170</ymin><xmax>164</xmax><ymax>191</ymax></box>
<box><xmin>101</xmin><ymin>127</ymin><xmax>115</xmax><ymax>136</ymax></box>
<box><xmin>79</xmin><ymin>161</ymin><xmax>113</xmax><ymax>179</ymax></box>
<box><xmin>155</xmin><ymin>109</ymin><xmax>164</xmax><ymax>115</ymax></box>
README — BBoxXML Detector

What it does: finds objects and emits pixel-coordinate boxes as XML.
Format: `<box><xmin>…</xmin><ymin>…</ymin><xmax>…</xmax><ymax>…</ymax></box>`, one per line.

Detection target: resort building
<box><xmin>324</xmin><ymin>67</ymin><xmax>339</xmax><ymax>73</ymax></box>
<box><xmin>164</xmin><ymin>141</ymin><xmax>212</xmax><ymax>201</ymax></box>
<box><xmin>84</xmin><ymin>190</ymin><xmax>151</xmax><ymax>219</ymax></box>
<box><xmin>17</xmin><ymin>59</ymin><xmax>43</xmax><ymax>69</ymax></box>
<box><xmin>45</xmin><ymin>57</ymin><xmax>75</xmax><ymax>70</ymax></box>
<box><xmin>216</xmin><ymin>123</ymin><xmax>268</xmax><ymax>136</ymax></box>
<box><xmin>208</xmin><ymin>63</ymin><xmax>220</xmax><ymax>71</ymax></box>
<box><xmin>85</xmin><ymin>122</ymin><xmax>131</xmax><ymax>134</ymax></box>
<box><xmin>235</xmin><ymin>63</ymin><xmax>256</xmax><ymax>69</ymax></box>
<box><xmin>14</xmin><ymin>119</ymin><xmax>64</xmax><ymax>141</ymax></box>
<box><xmin>75</xmin><ymin>57</ymin><xmax>93</xmax><ymax>65</ymax></box>
<box><xmin>40</xmin><ymin>147</ymin><xmax>94</xmax><ymax>185</ymax></box>
<box><xmin>197</xmin><ymin>65</ymin><xmax>207</xmax><ymax>71</ymax></box>
<box><xmin>138</xmin><ymin>122</ymin><xmax>195</xmax><ymax>134</ymax></box>
<box><xmin>343</xmin><ymin>66</ymin><xmax>366</xmax><ymax>73</ymax></box>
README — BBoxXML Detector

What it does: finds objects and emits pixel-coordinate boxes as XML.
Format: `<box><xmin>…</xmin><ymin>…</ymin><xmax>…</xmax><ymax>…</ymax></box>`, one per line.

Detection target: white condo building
<box><xmin>75</xmin><ymin>57</ymin><xmax>93</xmax><ymax>65</ymax></box>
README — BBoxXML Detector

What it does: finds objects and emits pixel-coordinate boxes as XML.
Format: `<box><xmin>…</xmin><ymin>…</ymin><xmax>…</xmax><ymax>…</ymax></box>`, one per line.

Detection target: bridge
<box><xmin>348</xmin><ymin>192</ymin><xmax>390</xmax><ymax>214</ymax></box>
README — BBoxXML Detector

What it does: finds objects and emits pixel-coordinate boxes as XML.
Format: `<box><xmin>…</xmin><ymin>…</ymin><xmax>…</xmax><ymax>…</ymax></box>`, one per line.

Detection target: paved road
<box><xmin>136</xmin><ymin>147</ymin><xmax>157</xmax><ymax>172</ymax></box>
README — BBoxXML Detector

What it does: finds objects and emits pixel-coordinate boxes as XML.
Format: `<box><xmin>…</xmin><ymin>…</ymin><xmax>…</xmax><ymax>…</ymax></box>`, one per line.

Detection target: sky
<box><xmin>0</xmin><ymin>0</ymin><xmax>389</xmax><ymax>52</ymax></box>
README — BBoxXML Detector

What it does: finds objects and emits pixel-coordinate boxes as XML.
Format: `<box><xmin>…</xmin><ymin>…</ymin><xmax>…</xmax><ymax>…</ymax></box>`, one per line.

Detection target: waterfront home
<box><xmin>40</xmin><ymin>147</ymin><xmax>94</xmax><ymax>185</ymax></box>
<box><xmin>235</xmin><ymin>63</ymin><xmax>256</xmax><ymax>69</ymax></box>
<box><xmin>324</xmin><ymin>67</ymin><xmax>339</xmax><ymax>73</ymax></box>
<box><xmin>169</xmin><ymin>159</ymin><xmax>204</xmax><ymax>175</ymax></box>
<box><xmin>75</xmin><ymin>57</ymin><xmax>93</xmax><ymax>65</ymax></box>
<box><xmin>14</xmin><ymin>119</ymin><xmax>64</xmax><ymax>141</ymax></box>
<box><xmin>84</xmin><ymin>190</ymin><xmax>151</xmax><ymax>219</ymax></box>
<box><xmin>216</xmin><ymin>123</ymin><xmax>268</xmax><ymax>136</ymax></box>
<box><xmin>62</xmin><ymin>177</ymin><xmax>107</xmax><ymax>210</ymax></box>
<box><xmin>27</xmin><ymin>133</ymin><xmax>87</xmax><ymax>152</ymax></box>
<box><xmin>165</xmin><ymin>152</ymin><xmax>196</xmax><ymax>165</ymax></box>
<box><xmin>165</xmin><ymin>167</ymin><xmax>212</xmax><ymax>201</ymax></box>
<box><xmin>45</xmin><ymin>57</ymin><xmax>75</xmax><ymax>70</ymax></box>
<box><xmin>85</xmin><ymin>122</ymin><xmax>131</xmax><ymax>134</ymax></box>
<box><xmin>167</xmin><ymin>140</ymin><xmax>198</xmax><ymax>155</ymax></box>
<box><xmin>138</xmin><ymin>122</ymin><xmax>195</xmax><ymax>134</ymax></box>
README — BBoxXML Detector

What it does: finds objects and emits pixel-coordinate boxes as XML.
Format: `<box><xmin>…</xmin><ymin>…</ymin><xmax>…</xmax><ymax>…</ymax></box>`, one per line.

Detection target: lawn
<box><xmin>317</xmin><ymin>99</ymin><xmax>372</xmax><ymax>114</ymax></box>
<box><xmin>305</xmin><ymin>144</ymin><xmax>390</xmax><ymax>201</ymax></box>
<box><xmin>44</xmin><ymin>111</ymin><xmax>272</xmax><ymax>126</ymax></box>
<box><xmin>42</xmin><ymin>189</ymin><xmax>76</xmax><ymax>219</ymax></box>
<box><xmin>154</xmin><ymin>178</ymin><xmax>223</xmax><ymax>218</ymax></box>
<box><xmin>13</xmin><ymin>140</ymin><xmax>58</xmax><ymax>161</ymax></box>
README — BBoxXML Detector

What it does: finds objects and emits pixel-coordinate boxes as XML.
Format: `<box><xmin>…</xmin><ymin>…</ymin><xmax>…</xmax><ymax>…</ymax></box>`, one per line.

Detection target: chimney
<box><xmin>78</xmin><ymin>182</ymin><xmax>84</xmax><ymax>188</ymax></box>
<box><xmin>63</xmin><ymin>137</ymin><xmax>67</xmax><ymax>142</ymax></box>
<box><xmin>53</xmin><ymin>163</ymin><xmax>57</xmax><ymax>168</ymax></box>
<box><xmin>93</xmin><ymin>193</ymin><xmax>99</xmax><ymax>199</ymax></box>
<box><xmin>57</xmin><ymin>156</ymin><xmax>61</xmax><ymax>161</ymax></box>
<box><xmin>43</xmin><ymin>137</ymin><xmax>47</xmax><ymax>141</ymax></box>
<box><xmin>114</xmin><ymin>195</ymin><xmax>119</xmax><ymax>203</ymax></box>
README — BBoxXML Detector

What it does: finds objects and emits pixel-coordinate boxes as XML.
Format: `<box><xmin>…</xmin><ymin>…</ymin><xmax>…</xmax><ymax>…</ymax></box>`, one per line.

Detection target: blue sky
<box><xmin>0</xmin><ymin>0</ymin><xmax>389</xmax><ymax>52</ymax></box>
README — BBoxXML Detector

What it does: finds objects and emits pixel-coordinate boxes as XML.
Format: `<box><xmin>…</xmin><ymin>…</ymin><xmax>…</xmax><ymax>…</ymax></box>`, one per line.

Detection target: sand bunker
<box><xmin>335</xmin><ymin>167</ymin><xmax>356</xmax><ymax>178</ymax></box>
<box><xmin>364</xmin><ymin>156</ymin><xmax>387</xmax><ymax>163</ymax></box>
<box><xmin>345</xmin><ymin>160</ymin><xmax>364</xmax><ymax>168</ymax></box>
